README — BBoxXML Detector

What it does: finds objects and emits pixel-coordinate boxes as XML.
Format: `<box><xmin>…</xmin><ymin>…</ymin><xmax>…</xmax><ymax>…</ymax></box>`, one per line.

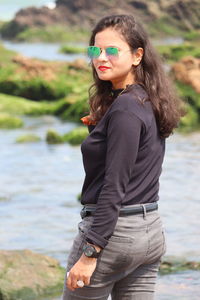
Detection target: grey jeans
<box><xmin>62</xmin><ymin>206</ymin><xmax>166</xmax><ymax>300</ymax></box>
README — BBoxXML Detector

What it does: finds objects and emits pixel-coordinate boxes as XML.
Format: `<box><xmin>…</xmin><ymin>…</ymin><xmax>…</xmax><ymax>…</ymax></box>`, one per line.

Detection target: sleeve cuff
<box><xmin>85</xmin><ymin>229</ymin><xmax>109</xmax><ymax>249</ymax></box>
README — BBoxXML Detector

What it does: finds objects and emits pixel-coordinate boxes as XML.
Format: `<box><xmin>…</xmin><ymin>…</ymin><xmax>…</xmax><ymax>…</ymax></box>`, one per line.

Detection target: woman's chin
<box><xmin>97</xmin><ymin>74</ymin><xmax>113</xmax><ymax>81</ymax></box>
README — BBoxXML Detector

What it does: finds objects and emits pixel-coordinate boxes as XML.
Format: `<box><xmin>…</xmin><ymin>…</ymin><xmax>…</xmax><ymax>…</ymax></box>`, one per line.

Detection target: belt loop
<box><xmin>141</xmin><ymin>204</ymin><xmax>147</xmax><ymax>220</ymax></box>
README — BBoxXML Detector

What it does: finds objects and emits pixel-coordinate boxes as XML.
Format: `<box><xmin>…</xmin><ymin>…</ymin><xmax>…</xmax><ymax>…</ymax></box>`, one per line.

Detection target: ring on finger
<box><xmin>77</xmin><ymin>280</ymin><xmax>84</xmax><ymax>287</ymax></box>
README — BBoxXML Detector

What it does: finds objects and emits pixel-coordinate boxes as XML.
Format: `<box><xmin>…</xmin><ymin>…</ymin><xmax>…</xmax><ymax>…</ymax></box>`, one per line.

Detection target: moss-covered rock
<box><xmin>0</xmin><ymin>47</ymin><xmax>91</xmax><ymax>102</ymax></box>
<box><xmin>148</xmin><ymin>17</ymin><xmax>183</xmax><ymax>38</ymax></box>
<box><xmin>0</xmin><ymin>93</ymin><xmax>70</xmax><ymax>116</ymax></box>
<box><xmin>1</xmin><ymin>0</ymin><xmax>200</xmax><ymax>42</ymax></box>
<box><xmin>77</xmin><ymin>193</ymin><xmax>81</xmax><ymax>202</ymax></box>
<box><xmin>60</xmin><ymin>45</ymin><xmax>86</xmax><ymax>54</ymax></box>
<box><xmin>0</xmin><ymin>113</ymin><xmax>24</xmax><ymax>129</ymax></box>
<box><xmin>46</xmin><ymin>129</ymin><xmax>64</xmax><ymax>144</ymax></box>
<box><xmin>16</xmin><ymin>134</ymin><xmax>41</xmax><ymax>143</ymax></box>
<box><xmin>183</xmin><ymin>30</ymin><xmax>200</xmax><ymax>42</ymax></box>
<box><xmin>0</xmin><ymin>249</ymin><xmax>65</xmax><ymax>300</ymax></box>
<box><xmin>5</xmin><ymin>24</ymin><xmax>90</xmax><ymax>43</ymax></box>
<box><xmin>60</xmin><ymin>98</ymin><xmax>89</xmax><ymax>122</ymax></box>
<box><xmin>179</xmin><ymin>105</ymin><xmax>199</xmax><ymax>132</ymax></box>
<box><xmin>46</xmin><ymin>126</ymin><xmax>88</xmax><ymax>145</ymax></box>
<box><xmin>175</xmin><ymin>81</ymin><xmax>200</xmax><ymax>132</ymax></box>
<box><xmin>159</xmin><ymin>257</ymin><xmax>200</xmax><ymax>275</ymax></box>
<box><xmin>0</xmin><ymin>43</ymin><xmax>17</xmax><ymax>62</ymax></box>
<box><xmin>0</xmin><ymin>91</ymin><xmax>89</xmax><ymax>125</ymax></box>
<box><xmin>156</xmin><ymin>42</ymin><xmax>200</xmax><ymax>62</ymax></box>
<box><xmin>1</xmin><ymin>249</ymin><xmax>200</xmax><ymax>300</ymax></box>
<box><xmin>0</xmin><ymin>75</ymin><xmax>71</xmax><ymax>101</ymax></box>
<box><xmin>172</xmin><ymin>57</ymin><xmax>200</xmax><ymax>94</ymax></box>
<box><xmin>1</xmin><ymin>42</ymin><xmax>200</xmax><ymax>133</ymax></box>
<box><xmin>63</xmin><ymin>126</ymin><xmax>88</xmax><ymax>145</ymax></box>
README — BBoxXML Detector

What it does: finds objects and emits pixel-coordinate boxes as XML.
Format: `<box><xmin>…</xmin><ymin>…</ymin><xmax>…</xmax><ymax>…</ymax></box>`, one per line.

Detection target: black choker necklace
<box><xmin>111</xmin><ymin>83</ymin><xmax>136</xmax><ymax>97</ymax></box>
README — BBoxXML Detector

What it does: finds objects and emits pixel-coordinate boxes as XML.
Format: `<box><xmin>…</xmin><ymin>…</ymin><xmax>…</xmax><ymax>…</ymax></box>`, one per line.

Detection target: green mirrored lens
<box><xmin>106</xmin><ymin>47</ymin><xmax>119</xmax><ymax>56</ymax></box>
<box><xmin>87</xmin><ymin>46</ymin><xmax>101</xmax><ymax>58</ymax></box>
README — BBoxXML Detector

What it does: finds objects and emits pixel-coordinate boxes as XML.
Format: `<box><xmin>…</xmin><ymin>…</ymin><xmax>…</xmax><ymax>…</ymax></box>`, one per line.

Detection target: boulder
<box><xmin>1</xmin><ymin>0</ymin><xmax>200</xmax><ymax>39</ymax></box>
<box><xmin>16</xmin><ymin>134</ymin><xmax>41</xmax><ymax>143</ymax></box>
<box><xmin>172</xmin><ymin>56</ymin><xmax>200</xmax><ymax>93</ymax></box>
<box><xmin>12</xmin><ymin>55</ymin><xmax>65</xmax><ymax>81</ymax></box>
<box><xmin>160</xmin><ymin>256</ymin><xmax>200</xmax><ymax>275</ymax></box>
<box><xmin>63</xmin><ymin>126</ymin><xmax>88</xmax><ymax>145</ymax></box>
<box><xmin>0</xmin><ymin>113</ymin><xmax>23</xmax><ymax>129</ymax></box>
<box><xmin>0</xmin><ymin>249</ymin><xmax>65</xmax><ymax>300</ymax></box>
<box><xmin>46</xmin><ymin>129</ymin><xmax>64</xmax><ymax>144</ymax></box>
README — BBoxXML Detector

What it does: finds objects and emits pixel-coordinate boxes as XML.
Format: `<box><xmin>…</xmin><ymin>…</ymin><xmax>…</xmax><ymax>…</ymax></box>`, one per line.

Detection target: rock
<box><xmin>12</xmin><ymin>55</ymin><xmax>65</xmax><ymax>81</ymax></box>
<box><xmin>0</xmin><ymin>93</ymin><xmax>66</xmax><ymax>116</ymax></box>
<box><xmin>0</xmin><ymin>113</ymin><xmax>23</xmax><ymax>129</ymax></box>
<box><xmin>160</xmin><ymin>256</ymin><xmax>200</xmax><ymax>275</ymax></box>
<box><xmin>0</xmin><ymin>249</ymin><xmax>65</xmax><ymax>300</ymax></box>
<box><xmin>172</xmin><ymin>56</ymin><xmax>200</xmax><ymax>93</ymax></box>
<box><xmin>60</xmin><ymin>45</ymin><xmax>85</xmax><ymax>55</ymax></box>
<box><xmin>1</xmin><ymin>0</ymin><xmax>200</xmax><ymax>39</ymax></box>
<box><xmin>63</xmin><ymin>126</ymin><xmax>88</xmax><ymax>145</ymax></box>
<box><xmin>46</xmin><ymin>129</ymin><xmax>64</xmax><ymax>144</ymax></box>
<box><xmin>68</xmin><ymin>58</ymin><xmax>89</xmax><ymax>71</ymax></box>
<box><xmin>166</xmin><ymin>0</ymin><xmax>200</xmax><ymax>31</ymax></box>
<box><xmin>46</xmin><ymin>126</ymin><xmax>88</xmax><ymax>145</ymax></box>
<box><xmin>0</xmin><ymin>6</ymin><xmax>62</xmax><ymax>39</ymax></box>
<box><xmin>16</xmin><ymin>134</ymin><xmax>41</xmax><ymax>143</ymax></box>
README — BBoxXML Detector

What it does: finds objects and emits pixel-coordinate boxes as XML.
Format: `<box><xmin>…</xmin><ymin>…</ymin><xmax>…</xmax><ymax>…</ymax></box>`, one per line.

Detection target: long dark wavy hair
<box><xmin>87</xmin><ymin>14</ymin><xmax>185</xmax><ymax>138</ymax></box>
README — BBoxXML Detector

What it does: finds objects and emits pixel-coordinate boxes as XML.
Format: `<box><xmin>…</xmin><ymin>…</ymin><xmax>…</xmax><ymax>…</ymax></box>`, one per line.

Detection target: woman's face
<box><xmin>92</xmin><ymin>27</ymin><xmax>143</xmax><ymax>89</ymax></box>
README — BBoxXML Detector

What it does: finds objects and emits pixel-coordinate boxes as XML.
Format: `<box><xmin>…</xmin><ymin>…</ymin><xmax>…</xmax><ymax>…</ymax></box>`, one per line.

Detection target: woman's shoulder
<box><xmin>109</xmin><ymin>84</ymin><xmax>150</xmax><ymax>114</ymax></box>
<box><xmin>108</xmin><ymin>84</ymin><xmax>154</xmax><ymax>129</ymax></box>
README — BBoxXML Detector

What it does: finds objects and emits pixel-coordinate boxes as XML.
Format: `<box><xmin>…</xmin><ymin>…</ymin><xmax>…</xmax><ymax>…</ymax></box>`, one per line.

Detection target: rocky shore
<box><xmin>0</xmin><ymin>0</ymin><xmax>200</xmax><ymax>42</ymax></box>
<box><xmin>0</xmin><ymin>40</ymin><xmax>200</xmax><ymax>134</ymax></box>
<box><xmin>0</xmin><ymin>249</ymin><xmax>65</xmax><ymax>300</ymax></box>
<box><xmin>0</xmin><ymin>249</ymin><xmax>199</xmax><ymax>300</ymax></box>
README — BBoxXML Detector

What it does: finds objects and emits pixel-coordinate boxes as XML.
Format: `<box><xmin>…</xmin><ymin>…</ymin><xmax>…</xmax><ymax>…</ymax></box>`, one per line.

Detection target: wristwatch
<box><xmin>83</xmin><ymin>244</ymin><xmax>101</xmax><ymax>258</ymax></box>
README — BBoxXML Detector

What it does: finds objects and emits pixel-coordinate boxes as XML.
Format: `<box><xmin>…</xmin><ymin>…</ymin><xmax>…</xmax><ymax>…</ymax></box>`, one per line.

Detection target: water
<box><xmin>0</xmin><ymin>0</ymin><xmax>56</xmax><ymax>21</ymax></box>
<box><xmin>0</xmin><ymin>115</ymin><xmax>83</xmax><ymax>263</ymax></box>
<box><xmin>1</xmin><ymin>40</ymin><xmax>88</xmax><ymax>61</ymax></box>
<box><xmin>0</xmin><ymin>35</ymin><xmax>183</xmax><ymax>63</ymax></box>
<box><xmin>0</xmin><ymin>116</ymin><xmax>200</xmax><ymax>299</ymax></box>
<box><xmin>0</xmin><ymin>3</ymin><xmax>198</xmax><ymax>296</ymax></box>
<box><xmin>1</xmin><ymin>117</ymin><xmax>200</xmax><ymax>264</ymax></box>
<box><xmin>0</xmin><ymin>0</ymin><xmax>183</xmax><ymax>64</ymax></box>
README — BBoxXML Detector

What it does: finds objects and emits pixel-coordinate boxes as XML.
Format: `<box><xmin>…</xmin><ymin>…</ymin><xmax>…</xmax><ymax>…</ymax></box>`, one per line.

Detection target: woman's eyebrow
<box><xmin>94</xmin><ymin>45</ymin><xmax>119</xmax><ymax>48</ymax></box>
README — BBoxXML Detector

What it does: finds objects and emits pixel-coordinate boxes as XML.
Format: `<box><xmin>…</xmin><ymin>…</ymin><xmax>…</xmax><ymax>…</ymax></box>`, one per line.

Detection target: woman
<box><xmin>62</xmin><ymin>14</ymin><xmax>184</xmax><ymax>300</ymax></box>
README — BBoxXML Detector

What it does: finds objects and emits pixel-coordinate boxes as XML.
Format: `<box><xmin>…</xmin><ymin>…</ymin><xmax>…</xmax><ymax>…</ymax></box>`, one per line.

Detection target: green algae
<box><xmin>60</xmin><ymin>45</ymin><xmax>86</xmax><ymax>55</ymax></box>
<box><xmin>160</xmin><ymin>257</ymin><xmax>200</xmax><ymax>275</ymax></box>
<box><xmin>0</xmin><ymin>113</ymin><xmax>23</xmax><ymax>129</ymax></box>
<box><xmin>16</xmin><ymin>134</ymin><xmax>41</xmax><ymax>143</ymax></box>
<box><xmin>63</xmin><ymin>126</ymin><xmax>88</xmax><ymax>145</ymax></box>
<box><xmin>46</xmin><ymin>126</ymin><xmax>88</xmax><ymax>145</ymax></box>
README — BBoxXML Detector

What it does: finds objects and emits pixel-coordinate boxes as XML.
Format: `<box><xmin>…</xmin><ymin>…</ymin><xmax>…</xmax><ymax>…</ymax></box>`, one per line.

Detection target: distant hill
<box><xmin>54</xmin><ymin>0</ymin><xmax>200</xmax><ymax>31</ymax></box>
<box><xmin>1</xmin><ymin>0</ymin><xmax>200</xmax><ymax>39</ymax></box>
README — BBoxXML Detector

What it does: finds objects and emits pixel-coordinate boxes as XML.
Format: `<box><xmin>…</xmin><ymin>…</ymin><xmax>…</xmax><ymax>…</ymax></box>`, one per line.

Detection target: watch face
<box><xmin>86</xmin><ymin>247</ymin><xmax>93</xmax><ymax>256</ymax></box>
<box><xmin>84</xmin><ymin>245</ymin><xmax>94</xmax><ymax>257</ymax></box>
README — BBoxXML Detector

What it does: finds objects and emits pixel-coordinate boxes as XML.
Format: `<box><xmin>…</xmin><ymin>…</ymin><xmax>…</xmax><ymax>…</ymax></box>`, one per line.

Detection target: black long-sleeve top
<box><xmin>80</xmin><ymin>83</ymin><xmax>165</xmax><ymax>249</ymax></box>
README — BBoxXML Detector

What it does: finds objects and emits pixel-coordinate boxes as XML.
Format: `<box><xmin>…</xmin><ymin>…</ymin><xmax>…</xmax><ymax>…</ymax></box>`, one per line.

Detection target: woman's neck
<box><xmin>111</xmin><ymin>76</ymin><xmax>136</xmax><ymax>90</ymax></box>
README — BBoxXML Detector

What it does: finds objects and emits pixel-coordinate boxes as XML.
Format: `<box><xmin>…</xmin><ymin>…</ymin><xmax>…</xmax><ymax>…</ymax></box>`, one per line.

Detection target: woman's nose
<box><xmin>97</xmin><ymin>49</ymin><xmax>108</xmax><ymax>61</ymax></box>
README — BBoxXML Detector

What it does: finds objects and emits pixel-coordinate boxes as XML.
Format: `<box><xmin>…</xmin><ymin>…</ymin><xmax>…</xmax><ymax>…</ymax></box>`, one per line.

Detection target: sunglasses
<box><xmin>87</xmin><ymin>46</ymin><xmax>122</xmax><ymax>59</ymax></box>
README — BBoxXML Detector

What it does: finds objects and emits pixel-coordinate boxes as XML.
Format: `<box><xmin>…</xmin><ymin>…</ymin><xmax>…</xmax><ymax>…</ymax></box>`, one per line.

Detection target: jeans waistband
<box><xmin>80</xmin><ymin>202</ymin><xmax>158</xmax><ymax>219</ymax></box>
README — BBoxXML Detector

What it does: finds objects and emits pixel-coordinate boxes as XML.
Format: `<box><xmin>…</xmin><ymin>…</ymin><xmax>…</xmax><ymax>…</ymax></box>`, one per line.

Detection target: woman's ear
<box><xmin>132</xmin><ymin>47</ymin><xmax>144</xmax><ymax>66</ymax></box>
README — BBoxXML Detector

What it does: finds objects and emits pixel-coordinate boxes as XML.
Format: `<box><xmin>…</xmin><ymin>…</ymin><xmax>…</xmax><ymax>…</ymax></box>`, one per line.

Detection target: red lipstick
<box><xmin>98</xmin><ymin>66</ymin><xmax>111</xmax><ymax>71</ymax></box>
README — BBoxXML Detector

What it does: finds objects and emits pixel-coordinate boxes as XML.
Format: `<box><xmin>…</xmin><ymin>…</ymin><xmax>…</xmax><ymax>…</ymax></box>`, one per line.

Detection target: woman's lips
<box><xmin>98</xmin><ymin>66</ymin><xmax>111</xmax><ymax>71</ymax></box>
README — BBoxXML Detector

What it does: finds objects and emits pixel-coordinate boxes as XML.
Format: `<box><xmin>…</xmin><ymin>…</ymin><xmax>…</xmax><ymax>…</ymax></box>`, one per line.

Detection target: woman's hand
<box><xmin>66</xmin><ymin>253</ymin><xmax>97</xmax><ymax>291</ymax></box>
